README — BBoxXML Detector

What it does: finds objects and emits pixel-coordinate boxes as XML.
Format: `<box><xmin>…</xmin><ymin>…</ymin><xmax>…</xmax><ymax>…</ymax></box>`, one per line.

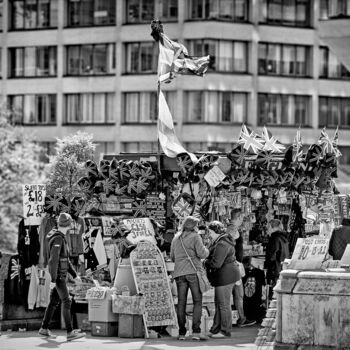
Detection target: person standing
<box><xmin>205</xmin><ymin>221</ymin><xmax>240</xmax><ymax>338</ymax></box>
<box><xmin>170</xmin><ymin>216</ymin><xmax>209</xmax><ymax>341</ymax></box>
<box><xmin>264</xmin><ymin>219</ymin><xmax>289</xmax><ymax>296</ymax></box>
<box><xmin>38</xmin><ymin>212</ymin><xmax>86</xmax><ymax>341</ymax></box>
<box><xmin>227</xmin><ymin>210</ymin><xmax>255</xmax><ymax>327</ymax></box>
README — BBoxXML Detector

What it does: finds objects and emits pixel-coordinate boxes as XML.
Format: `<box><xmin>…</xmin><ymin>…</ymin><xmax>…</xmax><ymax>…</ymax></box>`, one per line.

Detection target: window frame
<box><xmin>319</xmin><ymin>96</ymin><xmax>350</xmax><ymax>128</ymax></box>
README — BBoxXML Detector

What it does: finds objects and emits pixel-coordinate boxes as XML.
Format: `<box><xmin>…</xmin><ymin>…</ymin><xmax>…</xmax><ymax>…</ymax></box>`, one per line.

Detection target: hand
<box><xmin>50</xmin><ymin>282</ymin><xmax>56</xmax><ymax>290</ymax></box>
<box><xmin>74</xmin><ymin>276</ymin><xmax>82</xmax><ymax>284</ymax></box>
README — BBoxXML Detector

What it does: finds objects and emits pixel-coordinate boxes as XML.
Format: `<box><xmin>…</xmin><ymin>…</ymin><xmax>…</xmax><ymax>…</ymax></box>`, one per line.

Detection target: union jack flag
<box><xmin>45</xmin><ymin>194</ymin><xmax>62</xmax><ymax>213</ymax></box>
<box><xmin>238</xmin><ymin>125</ymin><xmax>264</xmax><ymax>154</ymax></box>
<box><xmin>318</xmin><ymin>127</ymin><xmax>334</xmax><ymax>155</ymax></box>
<box><xmin>228</xmin><ymin>143</ymin><xmax>249</xmax><ymax>165</ymax></box>
<box><xmin>85</xmin><ymin>160</ymin><xmax>99</xmax><ymax>178</ymax></box>
<box><xmin>172</xmin><ymin>197</ymin><xmax>193</xmax><ymax>218</ymax></box>
<box><xmin>256</xmin><ymin>150</ymin><xmax>274</xmax><ymax>167</ymax></box>
<box><xmin>261</xmin><ymin>126</ymin><xmax>285</xmax><ymax>153</ymax></box>
<box><xmin>332</xmin><ymin>126</ymin><xmax>342</xmax><ymax>158</ymax></box>
<box><xmin>133</xmin><ymin>200</ymin><xmax>147</xmax><ymax>217</ymax></box>
<box><xmin>292</xmin><ymin>128</ymin><xmax>303</xmax><ymax>163</ymax></box>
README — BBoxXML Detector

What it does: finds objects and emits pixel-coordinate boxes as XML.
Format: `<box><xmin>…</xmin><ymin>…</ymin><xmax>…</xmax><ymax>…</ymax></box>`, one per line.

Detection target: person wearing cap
<box><xmin>39</xmin><ymin>212</ymin><xmax>86</xmax><ymax>342</ymax></box>
<box><xmin>170</xmin><ymin>216</ymin><xmax>209</xmax><ymax>341</ymax></box>
<box><xmin>205</xmin><ymin>220</ymin><xmax>240</xmax><ymax>338</ymax></box>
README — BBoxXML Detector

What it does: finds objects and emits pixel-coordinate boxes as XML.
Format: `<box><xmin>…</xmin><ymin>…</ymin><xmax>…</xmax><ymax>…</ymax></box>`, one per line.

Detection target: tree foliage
<box><xmin>45</xmin><ymin>131</ymin><xmax>96</xmax><ymax>203</ymax></box>
<box><xmin>0</xmin><ymin>109</ymin><xmax>45</xmax><ymax>253</ymax></box>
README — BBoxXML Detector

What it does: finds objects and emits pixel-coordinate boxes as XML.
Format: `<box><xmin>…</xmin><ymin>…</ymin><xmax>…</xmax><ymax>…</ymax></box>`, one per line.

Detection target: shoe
<box><xmin>38</xmin><ymin>328</ymin><xmax>56</xmax><ymax>338</ymax></box>
<box><xmin>178</xmin><ymin>335</ymin><xmax>186</xmax><ymax>340</ymax></box>
<box><xmin>211</xmin><ymin>332</ymin><xmax>226</xmax><ymax>338</ymax></box>
<box><xmin>67</xmin><ymin>330</ymin><xmax>86</xmax><ymax>341</ymax></box>
<box><xmin>239</xmin><ymin>319</ymin><xmax>256</xmax><ymax>327</ymax></box>
<box><xmin>192</xmin><ymin>333</ymin><xmax>209</xmax><ymax>341</ymax></box>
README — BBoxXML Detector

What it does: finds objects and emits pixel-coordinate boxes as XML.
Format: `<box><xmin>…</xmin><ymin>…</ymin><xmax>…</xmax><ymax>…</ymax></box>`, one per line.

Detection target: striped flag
<box><xmin>332</xmin><ymin>126</ymin><xmax>342</xmax><ymax>158</ymax></box>
<box><xmin>261</xmin><ymin>126</ymin><xmax>285</xmax><ymax>153</ymax></box>
<box><xmin>157</xmin><ymin>33</ymin><xmax>210</xmax><ymax>83</ymax></box>
<box><xmin>318</xmin><ymin>127</ymin><xmax>334</xmax><ymax>155</ymax></box>
<box><xmin>292</xmin><ymin>128</ymin><xmax>303</xmax><ymax>162</ymax></box>
<box><xmin>238</xmin><ymin>124</ymin><xmax>264</xmax><ymax>154</ymax></box>
<box><xmin>158</xmin><ymin>90</ymin><xmax>198</xmax><ymax>162</ymax></box>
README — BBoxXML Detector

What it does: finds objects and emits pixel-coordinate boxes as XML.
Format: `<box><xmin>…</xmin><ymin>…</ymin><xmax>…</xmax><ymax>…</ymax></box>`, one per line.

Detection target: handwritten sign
<box><xmin>288</xmin><ymin>237</ymin><xmax>330</xmax><ymax>270</ymax></box>
<box><xmin>23</xmin><ymin>184</ymin><xmax>46</xmax><ymax>226</ymax></box>
<box><xmin>204</xmin><ymin>166</ymin><xmax>226</xmax><ymax>187</ymax></box>
<box><xmin>123</xmin><ymin>218</ymin><xmax>156</xmax><ymax>245</ymax></box>
<box><xmin>85</xmin><ymin>287</ymin><xmax>107</xmax><ymax>300</ymax></box>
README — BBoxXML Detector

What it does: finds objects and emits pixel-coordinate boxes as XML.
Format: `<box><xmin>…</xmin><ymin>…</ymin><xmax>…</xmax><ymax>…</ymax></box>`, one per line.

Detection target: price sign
<box><xmin>22</xmin><ymin>184</ymin><xmax>46</xmax><ymax>226</ymax></box>
<box><xmin>85</xmin><ymin>288</ymin><xmax>107</xmax><ymax>300</ymax></box>
<box><xmin>288</xmin><ymin>237</ymin><xmax>330</xmax><ymax>270</ymax></box>
<box><xmin>204</xmin><ymin>166</ymin><xmax>226</xmax><ymax>187</ymax></box>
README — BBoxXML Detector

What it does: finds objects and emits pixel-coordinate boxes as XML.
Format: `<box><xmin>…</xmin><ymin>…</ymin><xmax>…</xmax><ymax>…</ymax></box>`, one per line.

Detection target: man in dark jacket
<box><xmin>329</xmin><ymin>218</ymin><xmax>350</xmax><ymax>260</ymax></box>
<box><xmin>265</xmin><ymin>219</ymin><xmax>289</xmax><ymax>292</ymax></box>
<box><xmin>39</xmin><ymin>213</ymin><xmax>86</xmax><ymax>341</ymax></box>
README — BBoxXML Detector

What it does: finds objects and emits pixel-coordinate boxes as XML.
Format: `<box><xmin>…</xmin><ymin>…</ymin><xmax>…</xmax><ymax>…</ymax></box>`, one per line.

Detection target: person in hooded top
<box><xmin>264</xmin><ymin>218</ymin><xmax>289</xmax><ymax>291</ymax></box>
<box><xmin>39</xmin><ymin>213</ymin><xmax>86</xmax><ymax>342</ymax></box>
<box><xmin>170</xmin><ymin>216</ymin><xmax>209</xmax><ymax>341</ymax></box>
<box><xmin>205</xmin><ymin>221</ymin><xmax>240</xmax><ymax>338</ymax></box>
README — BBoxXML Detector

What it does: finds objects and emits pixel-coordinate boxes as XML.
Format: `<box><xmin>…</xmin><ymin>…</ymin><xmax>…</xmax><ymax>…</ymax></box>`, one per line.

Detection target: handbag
<box><xmin>179</xmin><ymin>237</ymin><xmax>211</xmax><ymax>294</ymax></box>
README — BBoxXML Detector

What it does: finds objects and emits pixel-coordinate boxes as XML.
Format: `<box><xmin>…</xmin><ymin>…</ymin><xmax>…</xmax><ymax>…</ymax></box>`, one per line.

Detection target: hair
<box><xmin>269</xmin><ymin>219</ymin><xmax>282</xmax><ymax>229</ymax></box>
<box><xmin>230</xmin><ymin>209</ymin><xmax>242</xmax><ymax>221</ymax></box>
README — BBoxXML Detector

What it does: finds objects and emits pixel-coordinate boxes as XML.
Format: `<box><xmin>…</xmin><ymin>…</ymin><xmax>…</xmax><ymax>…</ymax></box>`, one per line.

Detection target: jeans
<box><xmin>175</xmin><ymin>273</ymin><xmax>203</xmax><ymax>335</ymax></box>
<box><xmin>233</xmin><ymin>281</ymin><xmax>245</xmax><ymax>321</ymax></box>
<box><xmin>41</xmin><ymin>276</ymin><xmax>73</xmax><ymax>333</ymax></box>
<box><xmin>210</xmin><ymin>283</ymin><xmax>234</xmax><ymax>336</ymax></box>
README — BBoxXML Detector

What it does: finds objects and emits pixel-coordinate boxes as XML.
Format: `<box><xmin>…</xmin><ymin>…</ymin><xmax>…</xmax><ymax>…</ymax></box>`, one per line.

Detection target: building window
<box><xmin>188</xmin><ymin>0</ymin><xmax>249</xmax><ymax>22</ymax></box>
<box><xmin>10</xmin><ymin>0</ymin><xmax>58</xmax><ymax>30</ymax></box>
<box><xmin>126</xmin><ymin>0</ymin><xmax>177</xmax><ymax>24</ymax></box>
<box><xmin>0</xmin><ymin>0</ymin><xmax>3</xmax><ymax>31</ymax></box>
<box><xmin>319</xmin><ymin>97</ymin><xmax>350</xmax><ymax>127</ymax></box>
<box><xmin>8</xmin><ymin>94</ymin><xmax>56</xmax><ymax>125</ymax></box>
<box><xmin>66</xmin><ymin>44</ymin><xmax>115</xmax><ymax>75</ymax></box>
<box><xmin>94</xmin><ymin>141</ymin><xmax>115</xmax><ymax>160</ymax></box>
<box><xmin>184</xmin><ymin>142</ymin><xmax>234</xmax><ymax>153</ymax></box>
<box><xmin>260</xmin><ymin>0</ymin><xmax>310</xmax><ymax>27</ymax></box>
<box><xmin>38</xmin><ymin>141</ymin><xmax>56</xmax><ymax>162</ymax></box>
<box><xmin>121</xmin><ymin>142</ymin><xmax>158</xmax><ymax>153</ymax></box>
<box><xmin>185</xmin><ymin>91</ymin><xmax>247</xmax><ymax>123</ymax></box>
<box><xmin>320</xmin><ymin>0</ymin><xmax>350</xmax><ymax>19</ymax></box>
<box><xmin>186</xmin><ymin>39</ymin><xmax>248</xmax><ymax>72</ymax></box>
<box><xmin>125</xmin><ymin>42</ymin><xmax>158</xmax><ymax>73</ymax></box>
<box><xmin>319</xmin><ymin>47</ymin><xmax>350</xmax><ymax>79</ymax></box>
<box><xmin>123</xmin><ymin>91</ymin><xmax>176</xmax><ymax>123</ymax></box>
<box><xmin>65</xmin><ymin>93</ymin><xmax>115</xmax><ymax>124</ymax></box>
<box><xmin>67</xmin><ymin>0</ymin><xmax>116</xmax><ymax>27</ymax></box>
<box><xmin>9</xmin><ymin>46</ymin><xmax>57</xmax><ymax>77</ymax></box>
<box><xmin>258</xmin><ymin>93</ymin><xmax>310</xmax><ymax>126</ymax></box>
<box><xmin>258</xmin><ymin>42</ymin><xmax>310</xmax><ymax>76</ymax></box>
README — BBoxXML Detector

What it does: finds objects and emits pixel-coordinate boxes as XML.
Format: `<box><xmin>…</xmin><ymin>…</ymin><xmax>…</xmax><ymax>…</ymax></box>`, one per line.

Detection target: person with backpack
<box><xmin>38</xmin><ymin>212</ymin><xmax>86</xmax><ymax>341</ymax></box>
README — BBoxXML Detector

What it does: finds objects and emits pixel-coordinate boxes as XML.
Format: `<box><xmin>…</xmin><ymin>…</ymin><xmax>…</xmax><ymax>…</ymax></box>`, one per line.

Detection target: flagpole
<box><xmin>157</xmin><ymin>81</ymin><xmax>161</xmax><ymax>177</ymax></box>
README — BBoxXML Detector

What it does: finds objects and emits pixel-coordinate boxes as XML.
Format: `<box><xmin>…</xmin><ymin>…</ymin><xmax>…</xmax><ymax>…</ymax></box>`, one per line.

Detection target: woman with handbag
<box><xmin>170</xmin><ymin>216</ymin><xmax>209</xmax><ymax>341</ymax></box>
<box><xmin>205</xmin><ymin>221</ymin><xmax>240</xmax><ymax>338</ymax></box>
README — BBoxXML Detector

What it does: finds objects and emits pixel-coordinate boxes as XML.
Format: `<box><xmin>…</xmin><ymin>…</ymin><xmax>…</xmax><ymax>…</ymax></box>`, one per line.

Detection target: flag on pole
<box><xmin>151</xmin><ymin>20</ymin><xmax>210</xmax><ymax>83</ymax></box>
<box><xmin>292</xmin><ymin>127</ymin><xmax>303</xmax><ymax>162</ymax></box>
<box><xmin>261</xmin><ymin>126</ymin><xmax>285</xmax><ymax>153</ymax></box>
<box><xmin>318</xmin><ymin>127</ymin><xmax>334</xmax><ymax>155</ymax></box>
<box><xmin>238</xmin><ymin>124</ymin><xmax>264</xmax><ymax>154</ymax></box>
<box><xmin>332</xmin><ymin>126</ymin><xmax>342</xmax><ymax>158</ymax></box>
<box><xmin>158</xmin><ymin>89</ymin><xmax>198</xmax><ymax>162</ymax></box>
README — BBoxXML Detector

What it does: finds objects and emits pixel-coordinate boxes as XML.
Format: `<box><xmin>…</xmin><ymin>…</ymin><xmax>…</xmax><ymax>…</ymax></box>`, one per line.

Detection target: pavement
<box><xmin>0</xmin><ymin>324</ymin><xmax>260</xmax><ymax>350</ymax></box>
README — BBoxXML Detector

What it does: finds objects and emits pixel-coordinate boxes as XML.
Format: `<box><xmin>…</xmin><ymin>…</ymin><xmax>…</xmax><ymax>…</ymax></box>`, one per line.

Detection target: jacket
<box><xmin>47</xmin><ymin>229</ymin><xmax>77</xmax><ymax>283</ymax></box>
<box><xmin>204</xmin><ymin>233</ymin><xmax>240</xmax><ymax>287</ymax></box>
<box><xmin>329</xmin><ymin>218</ymin><xmax>350</xmax><ymax>260</ymax></box>
<box><xmin>170</xmin><ymin>229</ymin><xmax>209</xmax><ymax>279</ymax></box>
<box><xmin>265</xmin><ymin>230</ymin><xmax>289</xmax><ymax>280</ymax></box>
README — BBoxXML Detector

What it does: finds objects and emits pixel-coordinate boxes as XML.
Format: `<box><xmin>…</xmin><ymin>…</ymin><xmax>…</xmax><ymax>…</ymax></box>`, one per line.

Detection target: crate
<box><xmin>112</xmin><ymin>295</ymin><xmax>145</xmax><ymax>315</ymax></box>
<box><xmin>118</xmin><ymin>314</ymin><xmax>144</xmax><ymax>338</ymax></box>
<box><xmin>88</xmin><ymin>289</ymin><xmax>118</xmax><ymax>322</ymax></box>
<box><xmin>91</xmin><ymin>321</ymin><xmax>118</xmax><ymax>337</ymax></box>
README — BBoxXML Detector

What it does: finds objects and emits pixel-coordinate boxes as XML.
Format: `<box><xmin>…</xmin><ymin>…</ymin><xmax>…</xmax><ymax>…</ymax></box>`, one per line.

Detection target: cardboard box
<box><xmin>118</xmin><ymin>314</ymin><xmax>144</xmax><ymax>338</ymax></box>
<box><xmin>91</xmin><ymin>321</ymin><xmax>118</xmax><ymax>337</ymax></box>
<box><xmin>112</xmin><ymin>295</ymin><xmax>145</xmax><ymax>315</ymax></box>
<box><xmin>87</xmin><ymin>289</ymin><xmax>118</xmax><ymax>322</ymax></box>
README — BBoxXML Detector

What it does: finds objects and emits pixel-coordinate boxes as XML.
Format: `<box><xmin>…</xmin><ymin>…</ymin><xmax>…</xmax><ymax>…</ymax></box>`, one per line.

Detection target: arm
<box><xmin>48</xmin><ymin>236</ymin><xmax>62</xmax><ymax>283</ymax></box>
<box><xmin>170</xmin><ymin>237</ymin><xmax>176</xmax><ymax>262</ymax></box>
<box><xmin>68</xmin><ymin>260</ymin><xmax>77</xmax><ymax>279</ymax></box>
<box><xmin>194</xmin><ymin>235</ymin><xmax>209</xmax><ymax>259</ymax></box>
<box><xmin>206</xmin><ymin>242</ymin><xmax>227</xmax><ymax>270</ymax></box>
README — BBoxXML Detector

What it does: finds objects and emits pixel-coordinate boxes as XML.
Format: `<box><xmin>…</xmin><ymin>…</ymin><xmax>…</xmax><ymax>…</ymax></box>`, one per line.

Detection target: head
<box><xmin>267</xmin><ymin>219</ymin><xmax>284</xmax><ymax>236</ymax></box>
<box><xmin>57</xmin><ymin>212</ymin><xmax>73</xmax><ymax>233</ymax></box>
<box><xmin>230</xmin><ymin>209</ymin><xmax>243</xmax><ymax>227</ymax></box>
<box><xmin>182</xmin><ymin>216</ymin><xmax>200</xmax><ymax>233</ymax></box>
<box><xmin>242</xmin><ymin>256</ymin><xmax>252</xmax><ymax>269</ymax></box>
<box><xmin>207</xmin><ymin>221</ymin><xmax>225</xmax><ymax>240</ymax></box>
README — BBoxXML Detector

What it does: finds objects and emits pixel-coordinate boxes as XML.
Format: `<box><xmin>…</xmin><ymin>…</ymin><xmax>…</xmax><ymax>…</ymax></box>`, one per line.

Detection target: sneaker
<box><xmin>239</xmin><ymin>319</ymin><xmax>256</xmax><ymax>327</ymax></box>
<box><xmin>192</xmin><ymin>333</ymin><xmax>209</xmax><ymax>341</ymax></box>
<box><xmin>178</xmin><ymin>335</ymin><xmax>186</xmax><ymax>340</ymax></box>
<box><xmin>38</xmin><ymin>328</ymin><xmax>56</xmax><ymax>338</ymax></box>
<box><xmin>211</xmin><ymin>332</ymin><xmax>226</xmax><ymax>338</ymax></box>
<box><xmin>67</xmin><ymin>330</ymin><xmax>86</xmax><ymax>341</ymax></box>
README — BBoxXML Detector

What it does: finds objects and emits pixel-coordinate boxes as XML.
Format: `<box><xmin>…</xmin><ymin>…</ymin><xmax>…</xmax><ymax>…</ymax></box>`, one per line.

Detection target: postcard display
<box><xmin>130</xmin><ymin>240</ymin><xmax>178</xmax><ymax>336</ymax></box>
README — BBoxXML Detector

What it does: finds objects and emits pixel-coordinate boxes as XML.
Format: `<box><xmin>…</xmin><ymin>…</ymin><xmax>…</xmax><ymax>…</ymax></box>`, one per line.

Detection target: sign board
<box><xmin>85</xmin><ymin>287</ymin><xmax>107</xmax><ymax>300</ymax></box>
<box><xmin>123</xmin><ymin>218</ymin><xmax>156</xmax><ymax>245</ymax></box>
<box><xmin>146</xmin><ymin>192</ymin><xmax>166</xmax><ymax>226</ymax></box>
<box><xmin>22</xmin><ymin>184</ymin><xmax>46</xmax><ymax>226</ymax></box>
<box><xmin>288</xmin><ymin>237</ymin><xmax>330</xmax><ymax>270</ymax></box>
<box><xmin>130</xmin><ymin>241</ymin><xmax>178</xmax><ymax>333</ymax></box>
<box><xmin>204</xmin><ymin>165</ymin><xmax>226</xmax><ymax>187</ymax></box>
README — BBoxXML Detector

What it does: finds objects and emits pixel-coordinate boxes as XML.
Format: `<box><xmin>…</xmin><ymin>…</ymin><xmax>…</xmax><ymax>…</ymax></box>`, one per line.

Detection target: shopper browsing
<box><xmin>39</xmin><ymin>212</ymin><xmax>86</xmax><ymax>342</ymax></box>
